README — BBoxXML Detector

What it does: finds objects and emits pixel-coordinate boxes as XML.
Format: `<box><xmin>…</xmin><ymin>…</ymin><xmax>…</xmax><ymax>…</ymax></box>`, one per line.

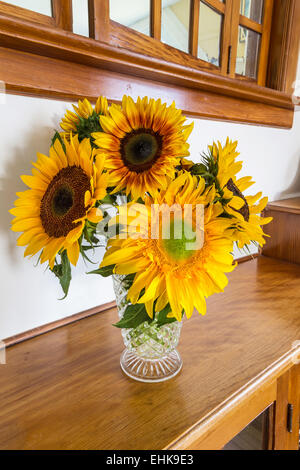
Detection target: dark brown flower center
<box><xmin>40</xmin><ymin>166</ymin><xmax>90</xmax><ymax>238</ymax></box>
<box><xmin>120</xmin><ymin>129</ymin><xmax>163</xmax><ymax>173</ymax></box>
<box><xmin>226</xmin><ymin>178</ymin><xmax>250</xmax><ymax>222</ymax></box>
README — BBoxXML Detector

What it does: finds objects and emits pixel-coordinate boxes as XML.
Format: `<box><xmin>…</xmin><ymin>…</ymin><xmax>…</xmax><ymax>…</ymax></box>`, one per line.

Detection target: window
<box><xmin>111</xmin><ymin>0</ymin><xmax>274</xmax><ymax>86</ymax></box>
<box><xmin>0</xmin><ymin>0</ymin><xmax>299</xmax><ymax>128</ymax></box>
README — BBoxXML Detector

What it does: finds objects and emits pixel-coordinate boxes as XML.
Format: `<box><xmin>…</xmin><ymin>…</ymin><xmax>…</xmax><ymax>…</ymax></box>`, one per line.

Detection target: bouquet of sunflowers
<box><xmin>10</xmin><ymin>95</ymin><xmax>272</xmax><ymax>381</ymax></box>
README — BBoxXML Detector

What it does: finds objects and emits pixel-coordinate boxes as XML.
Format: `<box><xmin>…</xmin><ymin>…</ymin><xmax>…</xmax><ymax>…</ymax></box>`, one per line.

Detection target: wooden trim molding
<box><xmin>257</xmin><ymin>0</ymin><xmax>274</xmax><ymax>87</ymax></box>
<box><xmin>267</xmin><ymin>0</ymin><xmax>300</xmax><ymax>94</ymax></box>
<box><xmin>236</xmin><ymin>253</ymin><xmax>260</xmax><ymax>264</ymax></box>
<box><xmin>189</xmin><ymin>0</ymin><xmax>200</xmax><ymax>57</ymax></box>
<box><xmin>2</xmin><ymin>46</ymin><xmax>294</xmax><ymax>127</ymax></box>
<box><xmin>205</xmin><ymin>0</ymin><xmax>226</xmax><ymax>15</ymax></box>
<box><xmin>150</xmin><ymin>0</ymin><xmax>161</xmax><ymax>41</ymax></box>
<box><xmin>239</xmin><ymin>15</ymin><xmax>263</xmax><ymax>34</ymax></box>
<box><xmin>0</xmin><ymin>1</ymin><xmax>55</xmax><ymax>26</ymax></box>
<box><xmin>88</xmin><ymin>0</ymin><xmax>110</xmax><ymax>42</ymax></box>
<box><xmin>3</xmin><ymin>301</ymin><xmax>116</xmax><ymax>348</ymax></box>
<box><xmin>0</xmin><ymin>14</ymin><xmax>294</xmax><ymax>128</ymax></box>
<box><xmin>51</xmin><ymin>0</ymin><xmax>73</xmax><ymax>31</ymax></box>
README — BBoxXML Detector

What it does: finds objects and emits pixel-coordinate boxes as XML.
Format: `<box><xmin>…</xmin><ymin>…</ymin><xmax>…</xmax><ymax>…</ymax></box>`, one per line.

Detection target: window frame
<box><xmin>0</xmin><ymin>0</ymin><xmax>298</xmax><ymax>129</ymax></box>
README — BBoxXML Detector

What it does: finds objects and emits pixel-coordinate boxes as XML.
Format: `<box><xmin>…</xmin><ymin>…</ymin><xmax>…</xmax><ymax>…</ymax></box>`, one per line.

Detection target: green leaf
<box><xmin>51</xmin><ymin>131</ymin><xmax>66</xmax><ymax>153</ymax></box>
<box><xmin>76</xmin><ymin>111</ymin><xmax>103</xmax><ymax>143</ymax></box>
<box><xmin>80</xmin><ymin>245</ymin><xmax>101</xmax><ymax>264</ymax></box>
<box><xmin>190</xmin><ymin>163</ymin><xmax>207</xmax><ymax>175</ymax></box>
<box><xmin>81</xmin><ymin>244</ymin><xmax>102</xmax><ymax>251</ymax></box>
<box><xmin>88</xmin><ymin>265</ymin><xmax>115</xmax><ymax>277</ymax></box>
<box><xmin>113</xmin><ymin>303</ymin><xmax>150</xmax><ymax>329</ymax></box>
<box><xmin>122</xmin><ymin>273</ymin><xmax>135</xmax><ymax>290</ymax></box>
<box><xmin>51</xmin><ymin>250</ymin><xmax>72</xmax><ymax>299</ymax></box>
<box><xmin>155</xmin><ymin>303</ymin><xmax>177</xmax><ymax>327</ymax></box>
<box><xmin>84</xmin><ymin>220</ymin><xmax>99</xmax><ymax>245</ymax></box>
<box><xmin>100</xmin><ymin>193</ymin><xmax>118</xmax><ymax>205</ymax></box>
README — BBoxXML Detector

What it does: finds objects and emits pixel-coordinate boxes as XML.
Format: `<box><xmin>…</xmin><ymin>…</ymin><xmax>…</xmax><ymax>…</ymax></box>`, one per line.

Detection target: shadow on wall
<box><xmin>276</xmin><ymin>152</ymin><xmax>300</xmax><ymax>201</ymax></box>
<box><xmin>0</xmin><ymin>126</ymin><xmax>53</xmax><ymax>262</ymax></box>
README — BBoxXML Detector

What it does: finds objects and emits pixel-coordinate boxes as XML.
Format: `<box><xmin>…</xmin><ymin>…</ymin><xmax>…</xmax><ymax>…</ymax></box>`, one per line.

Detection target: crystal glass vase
<box><xmin>113</xmin><ymin>275</ymin><xmax>183</xmax><ymax>383</ymax></box>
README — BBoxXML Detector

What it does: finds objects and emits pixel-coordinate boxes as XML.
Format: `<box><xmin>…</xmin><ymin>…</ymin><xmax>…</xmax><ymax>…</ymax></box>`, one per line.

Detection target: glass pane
<box><xmin>198</xmin><ymin>1</ymin><xmax>223</xmax><ymax>66</ymax></box>
<box><xmin>236</xmin><ymin>26</ymin><xmax>261</xmax><ymax>79</ymax></box>
<box><xmin>72</xmin><ymin>0</ymin><xmax>89</xmax><ymax>37</ymax></box>
<box><xmin>3</xmin><ymin>0</ymin><xmax>52</xmax><ymax>16</ymax></box>
<box><xmin>161</xmin><ymin>0</ymin><xmax>190</xmax><ymax>53</ymax></box>
<box><xmin>110</xmin><ymin>0</ymin><xmax>150</xmax><ymax>36</ymax></box>
<box><xmin>240</xmin><ymin>0</ymin><xmax>264</xmax><ymax>24</ymax></box>
<box><xmin>223</xmin><ymin>407</ymin><xmax>270</xmax><ymax>450</ymax></box>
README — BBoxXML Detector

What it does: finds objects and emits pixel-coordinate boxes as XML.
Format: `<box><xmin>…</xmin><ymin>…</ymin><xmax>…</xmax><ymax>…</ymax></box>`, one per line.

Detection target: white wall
<box><xmin>1</xmin><ymin>87</ymin><xmax>300</xmax><ymax>339</ymax></box>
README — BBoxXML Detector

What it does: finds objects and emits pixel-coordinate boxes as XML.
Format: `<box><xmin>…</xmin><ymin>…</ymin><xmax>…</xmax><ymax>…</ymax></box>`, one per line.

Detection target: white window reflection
<box><xmin>161</xmin><ymin>0</ymin><xmax>190</xmax><ymax>54</ymax></box>
<box><xmin>72</xmin><ymin>0</ymin><xmax>89</xmax><ymax>37</ymax></box>
<box><xmin>110</xmin><ymin>0</ymin><xmax>150</xmax><ymax>36</ymax></box>
<box><xmin>198</xmin><ymin>1</ymin><xmax>223</xmax><ymax>66</ymax></box>
<box><xmin>3</xmin><ymin>0</ymin><xmax>52</xmax><ymax>16</ymax></box>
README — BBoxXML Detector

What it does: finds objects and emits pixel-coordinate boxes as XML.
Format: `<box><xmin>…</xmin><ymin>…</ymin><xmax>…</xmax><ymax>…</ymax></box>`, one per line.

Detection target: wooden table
<box><xmin>0</xmin><ymin>256</ymin><xmax>300</xmax><ymax>450</ymax></box>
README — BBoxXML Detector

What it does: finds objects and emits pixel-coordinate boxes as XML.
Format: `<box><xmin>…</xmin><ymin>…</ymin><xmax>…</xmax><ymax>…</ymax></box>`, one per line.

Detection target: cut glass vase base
<box><xmin>120</xmin><ymin>349</ymin><xmax>183</xmax><ymax>383</ymax></box>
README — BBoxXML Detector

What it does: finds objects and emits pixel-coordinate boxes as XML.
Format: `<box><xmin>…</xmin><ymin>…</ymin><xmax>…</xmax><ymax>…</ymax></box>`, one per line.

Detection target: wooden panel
<box><xmin>257</xmin><ymin>0</ymin><xmax>274</xmax><ymax>86</ymax></box>
<box><xmin>1</xmin><ymin>257</ymin><xmax>300</xmax><ymax>450</ymax></box>
<box><xmin>274</xmin><ymin>366</ymin><xmax>300</xmax><ymax>450</ymax></box>
<box><xmin>51</xmin><ymin>0</ymin><xmax>73</xmax><ymax>31</ymax></box>
<box><xmin>88</xmin><ymin>0</ymin><xmax>110</xmax><ymax>41</ymax></box>
<box><xmin>0</xmin><ymin>46</ymin><xmax>293</xmax><ymax>128</ymax></box>
<box><xmin>274</xmin><ymin>370</ymin><xmax>290</xmax><ymax>449</ymax></box>
<box><xmin>262</xmin><ymin>199</ymin><xmax>300</xmax><ymax>264</ymax></box>
<box><xmin>267</xmin><ymin>197</ymin><xmax>300</xmax><ymax>215</ymax></box>
<box><xmin>0</xmin><ymin>1</ymin><xmax>54</xmax><ymax>26</ymax></box>
<box><xmin>220</xmin><ymin>0</ymin><xmax>233</xmax><ymax>75</ymax></box>
<box><xmin>228</xmin><ymin>0</ymin><xmax>240</xmax><ymax>78</ymax></box>
<box><xmin>267</xmin><ymin>0</ymin><xmax>300</xmax><ymax>92</ymax></box>
<box><xmin>284</xmin><ymin>0</ymin><xmax>300</xmax><ymax>94</ymax></box>
<box><xmin>262</xmin><ymin>404</ymin><xmax>275</xmax><ymax>450</ymax></box>
<box><xmin>150</xmin><ymin>0</ymin><xmax>161</xmax><ymax>40</ymax></box>
<box><xmin>189</xmin><ymin>0</ymin><xmax>200</xmax><ymax>57</ymax></box>
<box><xmin>286</xmin><ymin>365</ymin><xmax>300</xmax><ymax>450</ymax></box>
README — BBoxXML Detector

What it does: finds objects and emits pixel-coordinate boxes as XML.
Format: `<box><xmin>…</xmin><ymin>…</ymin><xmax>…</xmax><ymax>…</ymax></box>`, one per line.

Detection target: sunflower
<box><xmin>10</xmin><ymin>136</ymin><xmax>108</xmax><ymax>269</ymax></box>
<box><xmin>92</xmin><ymin>96</ymin><xmax>194</xmax><ymax>200</ymax></box>
<box><xmin>60</xmin><ymin>96</ymin><xmax>108</xmax><ymax>142</ymax></box>
<box><xmin>200</xmin><ymin>139</ymin><xmax>272</xmax><ymax>249</ymax></box>
<box><xmin>101</xmin><ymin>172</ymin><xmax>236</xmax><ymax>321</ymax></box>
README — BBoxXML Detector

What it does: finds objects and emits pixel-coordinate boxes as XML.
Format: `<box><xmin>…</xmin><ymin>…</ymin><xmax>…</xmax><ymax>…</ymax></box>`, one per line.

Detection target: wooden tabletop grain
<box><xmin>1</xmin><ymin>256</ymin><xmax>300</xmax><ymax>450</ymax></box>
